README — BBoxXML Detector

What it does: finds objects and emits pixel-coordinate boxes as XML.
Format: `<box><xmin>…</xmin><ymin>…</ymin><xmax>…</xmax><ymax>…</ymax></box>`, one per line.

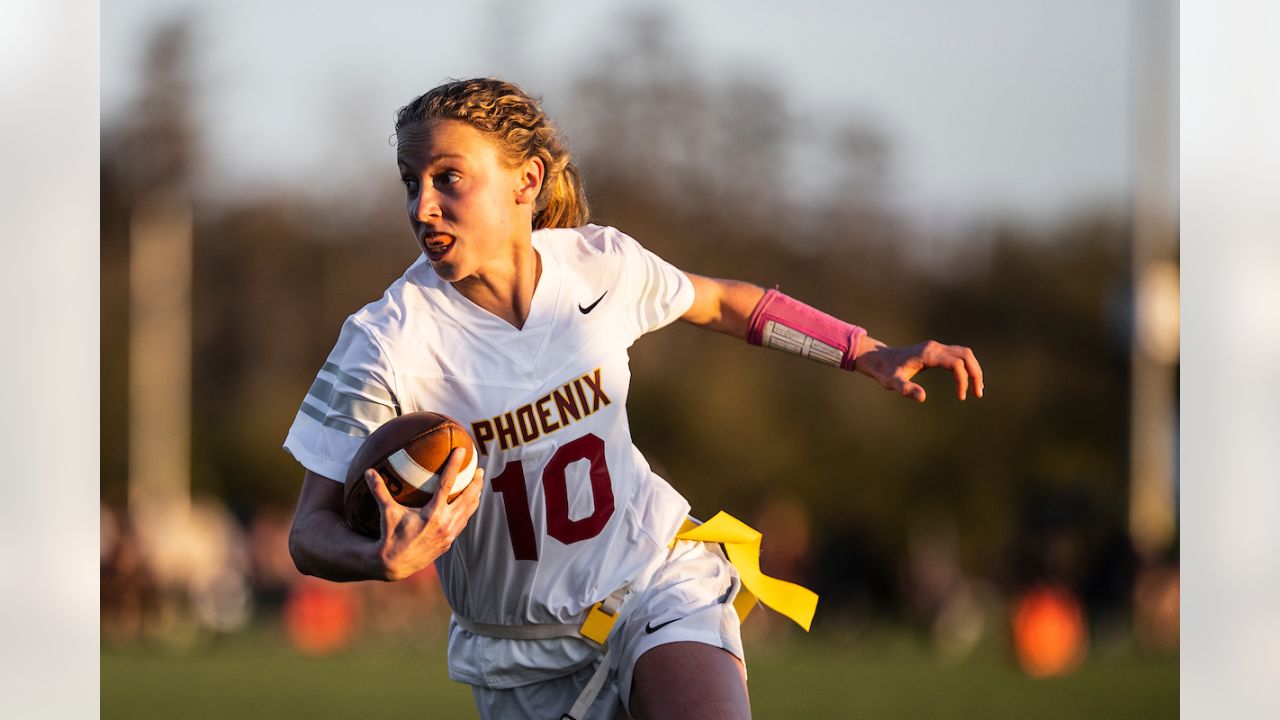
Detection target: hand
<box><xmin>853</xmin><ymin>337</ymin><xmax>984</xmax><ymax>403</ymax></box>
<box><xmin>365</xmin><ymin>448</ymin><xmax>484</xmax><ymax>581</ymax></box>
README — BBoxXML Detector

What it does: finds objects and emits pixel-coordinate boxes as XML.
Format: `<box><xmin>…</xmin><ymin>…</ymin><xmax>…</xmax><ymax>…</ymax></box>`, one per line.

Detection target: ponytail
<box><xmin>535</xmin><ymin>160</ymin><xmax>588</xmax><ymax>230</ymax></box>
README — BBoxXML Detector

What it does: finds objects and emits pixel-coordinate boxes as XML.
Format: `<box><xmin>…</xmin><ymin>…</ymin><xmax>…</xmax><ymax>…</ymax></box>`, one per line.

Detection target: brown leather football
<box><xmin>342</xmin><ymin>411</ymin><xmax>478</xmax><ymax>538</ymax></box>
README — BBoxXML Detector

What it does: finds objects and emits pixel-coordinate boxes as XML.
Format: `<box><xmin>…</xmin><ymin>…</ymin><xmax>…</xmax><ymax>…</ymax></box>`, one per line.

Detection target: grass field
<box><xmin>102</xmin><ymin>626</ymin><xmax>1177</xmax><ymax>719</ymax></box>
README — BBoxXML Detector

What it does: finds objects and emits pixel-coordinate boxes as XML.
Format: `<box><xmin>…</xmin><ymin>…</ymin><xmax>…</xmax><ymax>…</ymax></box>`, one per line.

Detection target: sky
<box><xmin>102</xmin><ymin>0</ymin><xmax>1170</xmax><ymax>227</ymax></box>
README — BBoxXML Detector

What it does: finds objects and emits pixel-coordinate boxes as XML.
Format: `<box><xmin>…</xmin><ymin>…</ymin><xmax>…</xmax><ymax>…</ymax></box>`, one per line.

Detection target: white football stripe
<box><xmin>387</xmin><ymin>448</ymin><xmax>477</xmax><ymax>495</ymax></box>
<box><xmin>455</xmin><ymin>451</ymin><xmax>478</xmax><ymax>494</ymax></box>
<box><xmin>387</xmin><ymin>449</ymin><xmax>435</xmax><ymax>490</ymax></box>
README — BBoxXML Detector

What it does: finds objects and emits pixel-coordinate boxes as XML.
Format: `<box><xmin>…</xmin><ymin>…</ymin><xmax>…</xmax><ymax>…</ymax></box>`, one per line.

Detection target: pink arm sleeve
<box><xmin>746</xmin><ymin>289</ymin><xmax>867</xmax><ymax>371</ymax></box>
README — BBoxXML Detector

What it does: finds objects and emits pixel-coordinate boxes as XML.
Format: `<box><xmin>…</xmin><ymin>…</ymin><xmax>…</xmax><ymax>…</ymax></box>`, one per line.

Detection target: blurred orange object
<box><xmin>1011</xmin><ymin>584</ymin><xmax>1088</xmax><ymax>677</ymax></box>
<box><xmin>284</xmin><ymin>578</ymin><xmax>361</xmax><ymax>655</ymax></box>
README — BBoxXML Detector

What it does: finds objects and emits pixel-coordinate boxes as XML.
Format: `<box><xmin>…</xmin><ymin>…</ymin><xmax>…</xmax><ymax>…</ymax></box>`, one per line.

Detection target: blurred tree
<box><xmin>190</xmin><ymin>198</ymin><xmax>415</xmax><ymax>507</ymax></box>
<box><xmin>101</xmin><ymin>156</ymin><xmax>131</xmax><ymax>507</ymax></box>
<box><xmin>101</xmin><ymin>16</ymin><xmax>200</xmax><ymax>505</ymax></box>
<box><xmin>117</xmin><ymin>18</ymin><xmax>198</xmax><ymax>197</ymax></box>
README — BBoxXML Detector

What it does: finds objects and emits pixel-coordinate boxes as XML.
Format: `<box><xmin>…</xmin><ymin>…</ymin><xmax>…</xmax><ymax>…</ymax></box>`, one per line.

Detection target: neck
<box><xmin>452</xmin><ymin>238</ymin><xmax>542</xmax><ymax>330</ymax></box>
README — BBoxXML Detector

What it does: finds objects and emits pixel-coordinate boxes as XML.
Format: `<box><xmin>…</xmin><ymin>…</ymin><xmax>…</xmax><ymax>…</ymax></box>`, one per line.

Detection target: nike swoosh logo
<box><xmin>578</xmin><ymin>291</ymin><xmax>607</xmax><ymax>314</ymax></box>
<box><xmin>644</xmin><ymin>617</ymin><xmax>683</xmax><ymax>634</ymax></box>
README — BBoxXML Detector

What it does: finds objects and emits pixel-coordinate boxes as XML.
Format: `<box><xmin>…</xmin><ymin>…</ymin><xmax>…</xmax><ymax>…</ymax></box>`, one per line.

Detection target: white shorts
<box><xmin>469</xmin><ymin>538</ymin><xmax>745</xmax><ymax>720</ymax></box>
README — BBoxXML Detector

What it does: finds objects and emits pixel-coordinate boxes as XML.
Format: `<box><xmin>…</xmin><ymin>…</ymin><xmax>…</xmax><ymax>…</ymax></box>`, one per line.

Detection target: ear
<box><xmin>514</xmin><ymin>156</ymin><xmax>544</xmax><ymax>205</ymax></box>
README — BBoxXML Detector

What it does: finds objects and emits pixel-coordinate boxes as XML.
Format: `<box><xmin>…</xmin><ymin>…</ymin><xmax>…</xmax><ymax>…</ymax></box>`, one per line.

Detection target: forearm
<box><xmin>289</xmin><ymin>504</ymin><xmax>390</xmax><ymax>582</ymax></box>
<box><xmin>682</xmin><ymin>275</ymin><xmax>873</xmax><ymax>367</ymax></box>
<box><xmin>745</xmin><ymin>288</ymin><xmax>869</xmax><ymax>371</ymax></box>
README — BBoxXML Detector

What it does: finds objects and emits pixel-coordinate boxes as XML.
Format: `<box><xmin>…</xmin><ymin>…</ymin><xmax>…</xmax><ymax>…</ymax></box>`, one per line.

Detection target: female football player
<box><xmin>286</xmin><ymin>78</ymin><xmax>982</xmax><ymax>720</ymax></box>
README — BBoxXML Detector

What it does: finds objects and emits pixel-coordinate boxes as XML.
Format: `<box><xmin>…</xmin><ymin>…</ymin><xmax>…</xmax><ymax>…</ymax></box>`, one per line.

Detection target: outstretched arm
<box><xmin>680</xmin><ymin>273</ymin><xmax>983</xmax><ymax>402</ymax></box>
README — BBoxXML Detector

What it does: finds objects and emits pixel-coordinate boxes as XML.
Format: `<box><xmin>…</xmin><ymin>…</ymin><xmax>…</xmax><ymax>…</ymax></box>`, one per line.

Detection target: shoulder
<box><xmin>540</xmin><ymin>224</ymin><xmax>647</xmax><ymax>257</ymax></box>
<box><xmin>347</xmin><ymin>255</ymin><xmax>443</xmax><ymax>358</ymax></box>
<box><xmin>540</xmin><ymin>225</ymin><xmax>661</xmax><ymax>282</ymax></box>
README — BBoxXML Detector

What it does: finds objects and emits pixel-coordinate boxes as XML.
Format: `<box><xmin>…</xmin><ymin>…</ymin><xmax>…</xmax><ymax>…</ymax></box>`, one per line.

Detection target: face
<box><xmin>396</xmin><ymin>119</ymin><xmax>539</xmax><ymax>283</ymax></box>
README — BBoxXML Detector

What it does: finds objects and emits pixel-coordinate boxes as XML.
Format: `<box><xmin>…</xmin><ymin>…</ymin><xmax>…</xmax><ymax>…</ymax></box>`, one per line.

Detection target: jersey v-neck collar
<box><xmin>432</xmin><ymin>230</ymin><xmax>563</xmax><ymax>372</ymax></box>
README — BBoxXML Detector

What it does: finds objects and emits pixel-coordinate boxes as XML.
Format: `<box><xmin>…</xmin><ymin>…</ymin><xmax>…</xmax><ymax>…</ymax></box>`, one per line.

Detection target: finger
<box><xmin>962</xmin><ymin>348</ymin><xmax>984</xmax><ymax>398</ymax></box>
<box><xmin>459</xmin><ymin>467</ymin><xmax>484</xmax><ymax>507</ymax></box>
<box><xmin>364</xmin><ymin>469</ymin><xmax>399</xmax><ymax>538</ymax></box>
<box><xmin>901</xmin><ymin>381</ymin><xmax>926</xmax><ymax>403</ymax></box>
<box><xmin>949</xmin><ymin>358</ymin><xmax>969</xmax><ymax>401</ymax></box>
<box><xmin>432</xmin><ymin>467</ymin><xmax>483</xmax><ymax>542</ymax></box>
<box><xmin>426</xmin><ymin>448</ymin><xmax>467</xmax><ymax>514</ymax></box>
<box><xmin>365</xmin><ymin>468</ymin><xmax>396</xmax><ymax>509</ymax></box>
<box><xmin>440</xmin><ymin>447</ymin><xmax>470</xmax><ymax>502</ymax></box>
<box><xmin>453</xmin><ymin>468</ymin><xmax>485</xmax><ymax>524</ymax></box>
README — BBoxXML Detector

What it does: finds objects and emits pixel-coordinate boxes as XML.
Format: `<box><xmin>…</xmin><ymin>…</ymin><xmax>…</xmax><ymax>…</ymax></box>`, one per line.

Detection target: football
<box><xmin>342</xmin><ymin>411</ymin><xmax>479</xmax><ymax>538</ymax></box>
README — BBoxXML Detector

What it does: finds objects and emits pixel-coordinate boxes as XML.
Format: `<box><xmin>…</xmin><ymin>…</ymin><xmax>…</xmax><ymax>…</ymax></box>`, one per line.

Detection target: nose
<box><xmin>414</xmin><ymin>187</ymin><xmax>441</xmax><ymax>222</ymax></box>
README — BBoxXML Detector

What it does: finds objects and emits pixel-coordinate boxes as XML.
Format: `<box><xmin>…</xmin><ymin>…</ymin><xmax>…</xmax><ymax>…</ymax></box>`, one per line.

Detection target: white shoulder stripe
<box><xmin>298</xmin><ymin>401</ymin><xmax>371</xmax><ymax>438</ymax></box>
<box><xmin>306</xmin><ymin>377</ymin><xmax>396</xmax><ymax>425</ymax></box>
<box><xmin>321</xmin><ymin>362</ymin><xmax>397</xmax><ymax>406</ymax></box>
<box><xmin>635</xmin><ymin>263</ymin><xmax>657</xmax><ymax>331</ymax></box>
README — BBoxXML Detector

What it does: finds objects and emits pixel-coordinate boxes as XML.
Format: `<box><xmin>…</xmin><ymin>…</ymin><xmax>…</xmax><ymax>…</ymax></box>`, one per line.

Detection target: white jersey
<box><xmin>283</xmin><ymin>224</ymin><xmax>696</xmax><ymax>687</ymax></box>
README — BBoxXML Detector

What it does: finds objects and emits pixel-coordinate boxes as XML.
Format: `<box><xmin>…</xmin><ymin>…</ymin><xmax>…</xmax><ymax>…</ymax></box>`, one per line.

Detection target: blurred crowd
<box><xmin>101</xmin><ymin>498</ymin><xmax>452</xmax><ymax>654</ymax></box>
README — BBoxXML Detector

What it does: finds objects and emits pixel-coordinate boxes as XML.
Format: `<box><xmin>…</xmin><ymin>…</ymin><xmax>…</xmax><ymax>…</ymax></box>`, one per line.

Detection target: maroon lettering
<box><xmin>535</xmin><ymin>394</ymin><xmax>559</xmax><ymax>434</ymax></box>
<box><xmin>471</xmin><ymin>420</ymin><xmax>496</xmax><ymax>456</ymax></box>
<box><xmin>515</xmin><ymin>405</ymin><xmax>540</xmax><ymax>443</ymax></box>
<box><xmin>553</xmin><ymin>384</ymin><xmax>581</xmax><ymax>427</ymax></box>
<box><xmin>581</xmin><ymin>368</ymin><xmax>611</xmax><ymax>410</ymax></box>
<box><xmin>494</xmin><ymin>412</ymin><xmax>519</xmax><ymax>451</ymax></box>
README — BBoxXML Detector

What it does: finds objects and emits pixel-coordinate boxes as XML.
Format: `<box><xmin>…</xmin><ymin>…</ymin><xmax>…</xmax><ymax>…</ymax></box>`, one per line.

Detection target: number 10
<box><xmin>489</xmin><ymin>433</ymin><xmax>615</xmax><ymax>561</ymax></box>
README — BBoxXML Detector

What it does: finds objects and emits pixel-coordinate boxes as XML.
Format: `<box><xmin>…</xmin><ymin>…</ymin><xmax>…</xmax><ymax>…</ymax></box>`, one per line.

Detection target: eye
<box><xmin>401</xmin><ymin>175</ymin><xmax>419</xmax><ymax>192</ymax></box>
<box><xmin>434</xmin><ymin>171</ymin><xmax>462</xmax><ymax>188</ymax></box>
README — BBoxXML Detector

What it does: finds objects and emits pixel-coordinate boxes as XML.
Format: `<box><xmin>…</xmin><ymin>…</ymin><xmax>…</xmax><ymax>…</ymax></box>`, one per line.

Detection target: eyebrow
<box><xmin>397</xmin><ymin>152</ymin><xmax>466</xmax><ymax>169</ymax></box>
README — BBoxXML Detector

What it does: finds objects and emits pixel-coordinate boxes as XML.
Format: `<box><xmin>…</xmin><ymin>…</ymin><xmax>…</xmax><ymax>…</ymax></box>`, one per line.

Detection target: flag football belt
<box><xmin>451</xmin><ymin>511</ymin><xmax>818</xmax><ymax>719</ymax></box>
<box><xmin>670</xmin><ymin>511</ymin><xmax>818</xmax><ymax>631</ymax></box>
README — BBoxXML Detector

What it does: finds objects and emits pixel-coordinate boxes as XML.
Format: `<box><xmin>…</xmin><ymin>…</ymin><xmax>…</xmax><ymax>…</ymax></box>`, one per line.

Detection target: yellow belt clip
<box><xmin>673</xmin><ymin>511</ymin><xmax>819</xmax><ymax>632</ymax></box>
<box><xmin>578</xmin><ymin>586</ymin><xmax>627</xmax><ymax>646</ymax></box>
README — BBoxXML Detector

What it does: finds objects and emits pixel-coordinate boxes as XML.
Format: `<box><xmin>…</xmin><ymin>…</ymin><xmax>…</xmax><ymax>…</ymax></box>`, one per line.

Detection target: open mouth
<box><xmin>423</xmin><ymin>234</ymin><xmax>455</xmax><ymax>262</ymax></box>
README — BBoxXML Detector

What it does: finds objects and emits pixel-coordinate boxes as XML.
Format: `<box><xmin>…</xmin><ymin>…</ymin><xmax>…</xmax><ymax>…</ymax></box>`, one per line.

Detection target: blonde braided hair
<box><xmin>395</xmin><ymin>78</ymin><xmax>589</xmax><ymax>230</ymax></box>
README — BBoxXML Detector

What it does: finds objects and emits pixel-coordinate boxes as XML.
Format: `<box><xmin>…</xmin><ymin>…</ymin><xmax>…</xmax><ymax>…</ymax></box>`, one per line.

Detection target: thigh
<box><xmin>614</xmin><ymin>539</ymin><xmax>747</xmax><ymax>716</ymax></box>
<box><xmin>629</xmin><ymin>641</ymin><xmax>750</xmax><ymax>720</ymax></box>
